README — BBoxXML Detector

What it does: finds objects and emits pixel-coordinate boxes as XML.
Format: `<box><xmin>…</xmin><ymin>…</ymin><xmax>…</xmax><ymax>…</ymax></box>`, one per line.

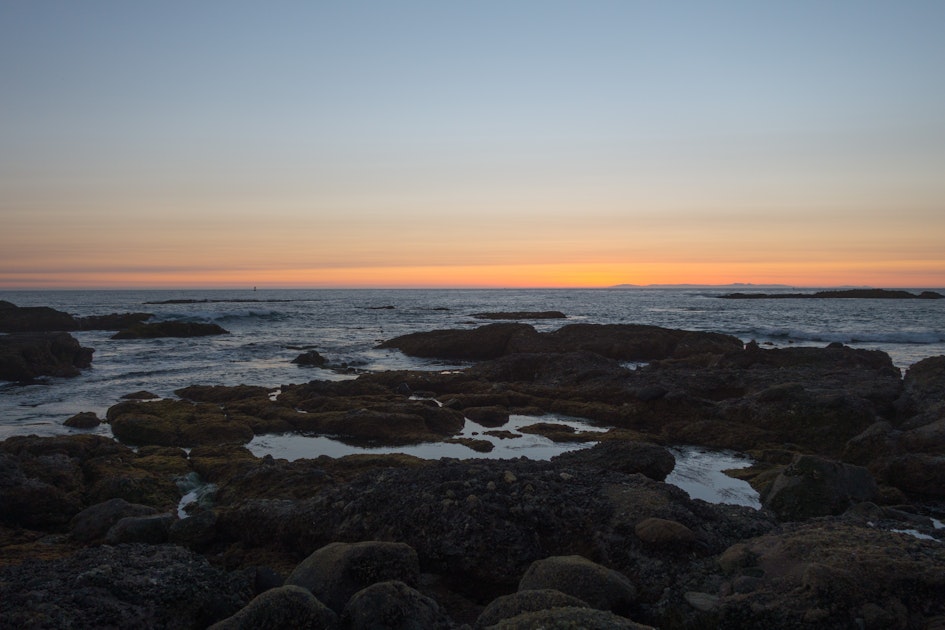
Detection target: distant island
<box><xmin>719</xmin><ymin>289</ymin><xmax>944</xmax><ymax>300</ymax></box>
<box><xmin>611</xmin><ymin>283</ymin><xmax>795</xmax><ymax>289</ymax></box>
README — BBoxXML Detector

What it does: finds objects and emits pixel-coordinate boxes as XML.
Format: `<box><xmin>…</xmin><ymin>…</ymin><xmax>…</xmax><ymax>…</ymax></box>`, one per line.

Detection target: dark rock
<box><xmin>489</xmin><ymin>607</ymin><xmax>654</xmax><ymax>629</ymax></box>
<box><xmin>0</xmin><ymin>543</ymin><xmax>249</xmax><ymax>628</ymax></box>
<box><xmin>552</xmin><ymin>441</ymin><xmax>675</xmax><ymax>481</ymax></box>
<box><xmin>292</xmin><ymin>349</ymin><xmax>328</xmax><ymax>366</ymax></box>
<box><xmin>378</xmin><ymin>323</ymin><xmax>537</xmax><ymax>360</ymax></box>
<box><xmin>175</xmin><ymin>384</ymin><xmax>272</xmax><ymax>403</ymax></box>
<box><xmin>634</xmin><ymin>517</ymin><xmax>697</xmax><ymax>547</ymax></box>
<box><xmin>342</xmin><ymin>580</ymin><xmax>453</xmax><ymax>629</ymax></box>
<box><xmin>761</xmin><ymin>454</ymin><xmax>879</xmax><ymax>520</ymax></box>
<box><xmin>111</xmin><ymin>321</ymin><xmax>229</xmax><ymax>339</ymax></box>
<box><xmin>463</xmin><ymin>405</ymin><xmax>511</xmax><ymax>427</ymax></box>
<box><xmin>168</xmin><ymin>509</ymin><xmax>219</xmax><ymax>549</ymax></box>
<box><xmin>208</xmin><ymin>584</ymin><xmax>338</xmax><ymax>630</ymax></box>
<box><xmin>76</xmin><ymin>312</ymin><xmax>152</xmax><ymax>330</ymax></box>
<box><xmin>0</xmin><ymin>302</ymin><xmax>77</xmax><ymax>332</ymax></box>
<box><xmin>517</xmin><ymin>555</ymin><xmax>637</xmax><ymax>615</ymax></box>
<box><xmin>475</xmin><ymin>589</ymin><xmax>590</xmax><ymax>627</ymax></box>
<box><xmin>720</xmin><ymin>288</ymin><xmax>944</xmax><ymax>299</ymax></box>
<box><xmin>121</xmin><ymin>390</ymin><xmax>160</xmax><ymax>400</ymax></box>
<box><xmin>285</xmin><ymin>541</ymin><xmax>420</xmax><ymax>613</ymax></box>
<box><xmin>876</xmin><ymin>454</ymin><xmax>945</xmax><ymax>497</ymax></box>
<box><xmin>105</xmin><ymin>512</ymin><xmax>174</xmax><ymax>544</ymax></box>
<box><xmin>70</xmin><ymin>498</ymin><xmax>159</xmax><ymax>543</ymax></box>
<box><xmin>64</xmin><ymin>411</ymin><xmax>101</xmax><ymax>428</ymax></box>
<box><xmin>107</xmin><ymin>399</ymin><xmax>255</xmax><ymax>447</ymax></box>
<box><xmin>0</xmin><ymin>332</ymin><xmax>93</xmax><ymax>381</ymax></box>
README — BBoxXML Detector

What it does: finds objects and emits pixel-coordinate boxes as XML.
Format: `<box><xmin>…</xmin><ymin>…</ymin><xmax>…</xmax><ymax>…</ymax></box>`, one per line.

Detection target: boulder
<box><xmin>70</xmin><ymin>498</ymin><xmax>159</xmax><ymax>543</ymax></box>
<box><xmin>0</xmin><ymin>332</ymin><xmax>93</xmax><ymax>381</ymax></box>
<box><xmin>634</xmin><ymin>517</ymin><xmax>697</xmax><ymax>547</ymax></box>
<box><xmin>107</xmin><ymin>399</ymin><xmax>255</xmax><ymax>447</ymax></box>
<box><xmin>208</xmin><ymin>585</ymin><xmax>338</xmax><ymax>630</ymax></box>
<box><xmin>341</xmin><ymin>580</ymin><xmax>452</xmax><ymax>629</ymax></box>
<box><xmin>112</xmin><ymin>321</ymin><xmax>229</xmax><ymax>339</ymax></box>
<box><xmin>292</xmin><ymin>349</ymin><xmax>328</xmax><ymax>366</ymax></box>
<box><xmin>876</xmin><ymin>453</ymin><xmax>945</xmax><ymax>497</ymax></box>
<box><xmin>552</xmin><ymin>440</ymin><xmax>675</xmax><ymax>481</ymax></box>
<box><xmin>285</xmin><ymin>541</ymin><xmax>420</xmax><ymax>613</ymax></box>
<box><xmin>517</xmin><ymin>555</ymin><xmax>637</xmax><ymax>615</ymax></box>
<box><xmin>105</xmin><ymin>513</ymin><xmax>174</xmax><ymax>544</ymax></box>
<box><xmin>377</xmin><ymin>323</ymin><xmax>537</xmax><ymax>360</ymax></box>
<box><xmin>472</xmin><ymin>311</ymin><xmax>567</xmax><ymax>320</ymax></box>
<box><xmin>64</xmin><ymin>411</ymin><xmax>101</xmax><ymax>428</ymax></box>
<box><xmin>488</xmin><ymin>607</ymin><xmax>654</xmax><ymax>629</ymax></box>
<box><xmin>761</xmin><ymin>455</ymin><xmax>879</xmax><ymax>520</ymax></box>
<box><xmin>475</xmin><ymin>589</ymin><xmax>590</xmax><ymax>627</ymax></box>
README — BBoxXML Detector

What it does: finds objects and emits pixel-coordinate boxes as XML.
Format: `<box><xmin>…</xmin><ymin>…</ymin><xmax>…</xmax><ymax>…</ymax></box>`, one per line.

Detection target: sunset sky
<box><xmin>2</xmin><ymin>1</ymin><xmax>944</xmax><ymax>289</ymax></box>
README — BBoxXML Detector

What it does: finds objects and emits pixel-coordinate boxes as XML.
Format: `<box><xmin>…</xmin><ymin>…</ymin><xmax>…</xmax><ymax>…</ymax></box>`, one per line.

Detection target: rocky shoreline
<box><xmin>2</xmin><ymin>306</ymin><xmax>945</xmax><ymax>628</ymax></box>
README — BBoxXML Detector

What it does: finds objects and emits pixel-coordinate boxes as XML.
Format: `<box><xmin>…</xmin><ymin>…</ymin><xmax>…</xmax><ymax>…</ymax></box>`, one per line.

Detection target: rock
<box><xmin>463</xmin><ymin>406</ymin><xmax>511</xmax><ymax>427</ymax></box>
<box><xmin>121</xmin><ymin>390</ymin><xmax>161</xmax><ymax>400</ymax></box>
<box><xmin>76</xmin><ymin>312</ymin><xmax>152</xmax><ymax>330</ymax></box>
<box><xmin>168</xmin><ymin>509</ymin><xmax>219</xmax><ymax>549</ymax></box>
<box><xmin>761</xmin><ymin>454</ymin><xmax>879</xmax><ymax>520</ymax></box>
<box><xmin>0</xmin><ymin>332</ymin><xmax>93</xmax><ymax>381</ymax></box>
<box><xmin>70</xmin><ymin>498</ymin><xmax>159</xmax><ymax>543</ymax></box>
<box><xmin>475</xmin><ymin>589</ymin><xmax>590</xmax><ymax>627</ymax></box>
<box><xmin>285</xmin><ymin>541</ymin><xmax>420</xmax><ymax>613</ymax></box>
<box><xmin>105</xmin><ymin>512</ymin><xmax>174</xmax><ymax>544</ymax></box>
<box><xmin>111</xmin><ymin>321</ymin><xmax>229</xmax><ymax>339</ymax></box>
<box><xmin>0</xmin><ymin>302</ymin><xmax>78</xmax><ymax>332</ymax></box>
<box><xmin>175</xmin><ymin>384</ymin><xmax>272</xmax><ymax>403</ymax></box>
<box><xmin>552</xmin><ymin>440</ymin><xmax>675</xmax><ymax>481</ymax></box>
<box><xmin>445</xmin><ymin>437</ymin><xmax>495</xmax><ymax>453</ymax></box>
<box><xmin>684</xmin><ymin>591</ymin><xmax>719</xmax><ymax>612</ymax></box>
<box><xmin>292</xmin><ymin>350</ymin><xmax>327</xmax><ymax>366</ymax></box>
<box><xmin>488</xmin><ymin>607</ymin><xmax>654</xmax><ymax>629</ymax></box>
<box><xmin>377</xmin><ymin>323</ymin><xmax>537</xmax><ymax>360</ymax></box>
<box><xmin>106</xmin><ymin>399</ymin><xmax>255</xmax><ymax>447</ymax></box>
<box><xmin>208</xmin><ymin>585</ymin><xmax>338</xmax><ymax>629</ymax></box>
<box><xmin>517</xmin><ymin>555</ymin><xmax>637</xmax><ymax>615</ymax></box>
<box><xmin>876</xmin><ymin>453</ymin><xmax>945</xmax><ymax>497</ymax></box>
<box><xmin>634</xmin><ymin>517</ymin><xmax>696</xmax><ymax>547</ymax></box>
<box><xmin>0</xmin><ymin>543</ymin><xmax>248</xmax><ymax>628</ymax></box>
<box><xmin>341</xmin><ymin>580</ymin><xmax>453</xmax><ymax>629</ymax></box>
<box><xmin>64</xmin><ymin>411</ymin><xmax>101</xmax><ymax>428</ymax></box>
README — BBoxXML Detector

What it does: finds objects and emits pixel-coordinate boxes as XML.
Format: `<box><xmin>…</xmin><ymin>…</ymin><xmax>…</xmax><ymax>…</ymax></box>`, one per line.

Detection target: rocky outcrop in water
<box><xmin>112</xmin><ymin>321</ymin><xmax>229</xmax><ymax>339</ymax></box>
<box><xmin>720</xmin><ymin>288</ymin><xmax>944</xmax><ymax>299</ymax></box>
<box><xmin>0</xmin><ymin>332</ymin><xmax>93</xmax><ymax>381</ymax></box>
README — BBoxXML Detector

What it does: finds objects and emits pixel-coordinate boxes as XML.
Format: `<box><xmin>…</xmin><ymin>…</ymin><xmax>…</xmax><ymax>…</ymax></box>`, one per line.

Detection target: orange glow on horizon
<box><xmin>1</xmin><ymin>260</ymin><xmax>942</xmax><ymax>290</ymax></box>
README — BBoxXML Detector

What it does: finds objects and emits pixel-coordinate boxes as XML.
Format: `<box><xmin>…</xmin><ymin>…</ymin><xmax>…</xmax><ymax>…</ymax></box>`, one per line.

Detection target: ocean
<box><xmin>3</xmin><ymin>286</ymin><xmax>943</xmax><ymax>509</ymax></box>
<box><xmin>3</xmin><ymin>286</ymin><xmax>944</xmax><ymax>444</ymax></box>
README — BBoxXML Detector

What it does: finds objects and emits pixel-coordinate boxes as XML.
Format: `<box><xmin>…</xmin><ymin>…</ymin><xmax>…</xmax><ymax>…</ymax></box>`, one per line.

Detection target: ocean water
<box><xmin>2</xmin><ymin>288</ymin><xmax>944</xmax><ymax>469</ymax></box>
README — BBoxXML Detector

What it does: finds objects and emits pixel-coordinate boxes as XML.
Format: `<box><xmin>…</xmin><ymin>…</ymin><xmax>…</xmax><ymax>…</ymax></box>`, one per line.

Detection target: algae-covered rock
<box><xmin>517</xmin><ymin>555</ymin><xmax>637</xmax><ymax>615</ymax></box>
<box><xmin>209</xmin><ymin>584</ymin><xmax>338</xmax><ymax>630</ymax></box>
<box><xmin>107</xmin><ymin>399</ymin><xmax>254</xmax><ymax>447</ymax></box>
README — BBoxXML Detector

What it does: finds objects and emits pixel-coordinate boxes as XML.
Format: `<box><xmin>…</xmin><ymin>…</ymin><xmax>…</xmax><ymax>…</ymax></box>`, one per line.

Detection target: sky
<box><xmin>2</xmin><ymin>1</ymin><xmax>944</xmax><ymax>289</ymax></box>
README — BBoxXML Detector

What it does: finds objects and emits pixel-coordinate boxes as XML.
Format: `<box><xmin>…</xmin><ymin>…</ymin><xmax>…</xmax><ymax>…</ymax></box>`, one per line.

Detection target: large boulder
<box><xmin>552</xmin><ymin>440</ymin><xmax>675</xmax><ymax>481</ymax></box>
<box><xmin>377</xmin><ymin>323</ymin><xmax>537</xmax><ymax>360</ymax></box>
<box><xmin>341</xmin><ymin>580</ymin><xmax>453</xmax><ymax>630</ymax></box>
<box><xmin>70</xmin><ymin>498</ymin><xmax>159</xmax><ymax>543</ymax></box>
<box><xmin>285</xmin><ymin>541</ymin><xmax>420</xmax><ymax>613</ymax></box>
<box><xmin>0</xmin><ymin>332</ymin><xmax>93</xmax><ymax>381</ymax></box>
<box><xmin>475</xmin><ymin>589</ymin><xmax>590</xmax><ymax>628</ymax></box>
<box><xmin>761</xmin><ymin>455</ymin><xmax>879</xmax><ymax>520</ymax></box>
<box><xmin>208</xmin><ymin>585</ymin><xmax>338</xmax><ymax>630</ymax></box>
<box><xmin>488</xmin><ymin>607</ymin><xmax>655</xmax><ymax>629</ymax></box>
<box><xmin>517</xmin><ymin>555</ymin><xmax>637</xmax><ymax>615</ymax></box>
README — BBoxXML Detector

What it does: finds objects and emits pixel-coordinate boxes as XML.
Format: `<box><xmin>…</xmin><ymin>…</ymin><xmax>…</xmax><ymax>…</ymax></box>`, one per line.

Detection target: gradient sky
<box><xmin>2</xmin><ymin>1</ymin><xmax>944</xmax><ymax>289</ymax></box>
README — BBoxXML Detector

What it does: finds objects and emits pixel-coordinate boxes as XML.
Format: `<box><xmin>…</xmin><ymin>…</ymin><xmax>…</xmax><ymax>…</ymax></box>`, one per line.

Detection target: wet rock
<box><xmin>209</xmin><ymin>584</ymin><xmax>338</xmax><ymax>630</ymax></box>
<box><xmin>552</xmin><ymin>440</ymin><xmax>675</xmax><ymax>481</ymax></box>
<box><xmin>876</xmin><ymin>453</ymin><xmax>945</xmax><ymax>497</ymax></box>
<box><xmin>112</xmin><ymin>321</ymin><xmax>229</xmax><ymax>339</ymax></box>
<box><xmin>463</xmin><ymin>405</ymin><xmax>511</xmax><ymax>427</ymax></box>
<box><xmin>0</xmin><ymin>332</ymin><xmax>93</xmax><ymax>381</ymax></box>
<box><xmin>64</xmin><ymin>411</ymin><xmax>101</xmax><ymax>428</ymax></box>
<box><xmin>175</xmin><ymin>384</ymin><xmax>272</xmax><ymax>403</ymax></box>
<box><xmin>761</xmin><ymin>454</ymin><xmax>879</xmax><ymax>520</ymax></box>
<box><xmin>342</xmin><ymin>580</ymin><xmax>452</xmax><ymax>629</ymax></box>
<box><xmin>168</xmin><ymin>509</ymin><xmax>219</xmax><ymax>549</ymax></box>
<box><xmin>292</xmin><ymin>349</ymin><xmax>328</xmax><ymax>366</ymax></box>
<box><xmin>378</xmin><ymin>323</ymin><xmax>537</xmax><ymax>360</ymax></box>
<box><xmin>472</xmin><ymin>311</ymin><xmax>567</xmax><ymax>320</ymax></box>
<box><xmin>105</xmin><ymin>512</ymin><xmax>174</xmax><ymax>544</ymax></box>
<box><xmin>121</xmin><ymin>390</ymin><xmax>160</xmax><ymax>400</ymax></box>
<box><xmin>285</xmin><ymin>541</ymin><xmax>420</xmax><ymax>613</ymax></box>
<box><xmin>107</xmin><ymin>399</ymin><xmax>255</xmax><ymax>447</ymax></box>
<box><xmin>517</xmin><ymin>555</ymin><xmax>637</xmax><ymax>615</ymax></box>
<box><xmin>70</xmin><ymin>498</ymin><xmax>159</xmax><ymax>543</ymax></box>
<box><xmin>475</xmin><ymin>589</ymin><xmax>590</xmax><ymax>627</ymax></box>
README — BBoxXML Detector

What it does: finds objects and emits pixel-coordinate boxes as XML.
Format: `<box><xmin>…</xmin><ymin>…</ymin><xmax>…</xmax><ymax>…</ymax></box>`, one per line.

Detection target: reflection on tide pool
<box><xmin>665</xmin><ymin>446</ymin><xmax>760</xmax><ymax>509</ymax></box>
<box><xmin>247</xmin><ymin>414</ymin><xmax>607</xmax><ymax>461</ymax></box>
<box><xmin>247</xmin><ymin>412</ymin><xmax>762</xmax><ymax>508</ymax></box>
